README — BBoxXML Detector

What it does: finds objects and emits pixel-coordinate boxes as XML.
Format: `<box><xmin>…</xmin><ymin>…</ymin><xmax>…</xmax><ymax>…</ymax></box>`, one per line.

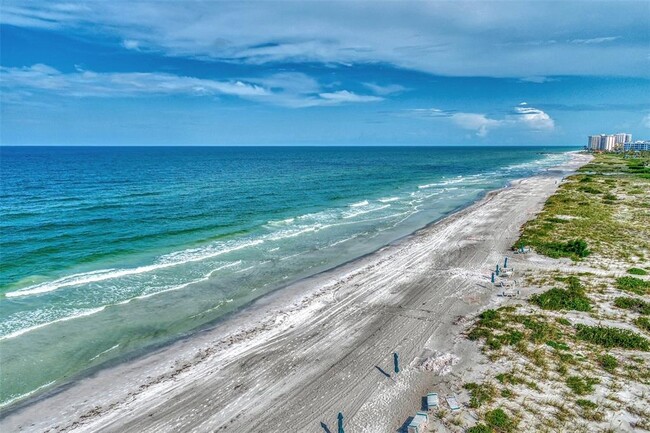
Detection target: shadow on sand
<box><xmin>397</xmin><ymin>416</ymin><xmax>414</xmax><ymax>432</ymax></box>
<box><xmin>374</xmin><ymin>365</ymin><xmax>391</xmax><ymax>379</ymax></box>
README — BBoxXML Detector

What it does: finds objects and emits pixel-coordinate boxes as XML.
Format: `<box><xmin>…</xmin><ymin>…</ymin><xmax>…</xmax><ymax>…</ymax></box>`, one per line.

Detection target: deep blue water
<box><xmin>0</xmin><ymin>145</ymin><xmax>574</xmax><ymax>407</ymax></box>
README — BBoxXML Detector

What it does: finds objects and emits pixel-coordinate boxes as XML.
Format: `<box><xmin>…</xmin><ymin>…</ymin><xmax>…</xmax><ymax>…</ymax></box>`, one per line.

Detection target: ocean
<box><xmin>0</xmin><ymin>146</ymin><xmax>574</xmax><ymax>407</ymax></box>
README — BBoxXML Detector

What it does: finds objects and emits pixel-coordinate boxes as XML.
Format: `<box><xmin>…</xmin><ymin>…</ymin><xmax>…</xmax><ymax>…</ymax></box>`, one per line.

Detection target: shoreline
<box><xmin>0</xmin><ymin>151</ymin><xmax>560</xmax><ymax>410</ymax></box>
<box><xmin>0</xmin><ymin>162</ymin><xmax>513</xmax><ymax>412</ymax></box>
<box><xmin>0</xmin><ymin>152</ymin><xmax>592</xmax><ymax>433</ymax></box>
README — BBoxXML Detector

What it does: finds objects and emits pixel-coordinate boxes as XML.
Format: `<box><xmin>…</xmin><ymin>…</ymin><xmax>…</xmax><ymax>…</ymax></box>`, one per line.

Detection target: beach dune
<box><xmin>0</xmin><ymin>153</ymin><xmax>592</xmax><ymax>433</ymax></box>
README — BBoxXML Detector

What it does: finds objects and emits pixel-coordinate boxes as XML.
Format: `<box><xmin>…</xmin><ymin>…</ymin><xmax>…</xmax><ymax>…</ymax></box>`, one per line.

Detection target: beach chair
<box><xmin>407</xmin><ymin>411</ymin><xmax>429</xmax><ymax>433</ymax></box>
<box><xmin>426</xmin><ymin>392</ymin><xmax>439</xmax><ymax>411</ymax></box>
<box><xmin>446</xmin><ymin>395</ymin><xmax>461</xmax><ymax>411</ymax></box>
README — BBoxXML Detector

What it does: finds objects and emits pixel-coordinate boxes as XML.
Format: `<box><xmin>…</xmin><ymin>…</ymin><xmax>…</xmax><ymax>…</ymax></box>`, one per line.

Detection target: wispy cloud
<box><xmin>518</xmin><ymin>76</ymin><xmax>558</xmax><ymax>84</ymax></box>
<box><xmin>404</xmin><ymin>103</ymin><xmax>555</xmax><ymax>136</ymax></box>
<box><xmin>570</xmin><ymin>36</ymin><xmax>619</xmax><ymax>44</ymax></box>
<box><xmin>362</xmin><ymin>83</ymin><xmax>407</xmax><ymax>96</ymax></box>
<box><xmin>2</xmin><ymin>2</ymin><xmax>647</xmax><ymax>78</ymax></box>
<box><xmin>121</xmin><ymin>39</ymin><xmax>140</xmax><ymax>50</ymax></box>
<box><xmin>0</xmin><ymin>64</ymin><xmax>270</xmax><ymax>98</ymax></box>
<box><xmin>0</xmin><ymin>65</ymin><xmax>383</xmax><ymax>108</ymax></box>
<box><xmin>318</xmin><ymin>90</ymin><xmax>383</xmax><ymax>103</ymax></box>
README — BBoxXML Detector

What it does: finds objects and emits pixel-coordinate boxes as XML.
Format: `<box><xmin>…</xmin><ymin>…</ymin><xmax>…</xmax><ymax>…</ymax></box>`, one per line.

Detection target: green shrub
<box><xmin>540</xmin><ymin>239</ymin><xmax>591</xmax><ymax>259</ymax></box>
<box><xmin>627</xmin><ymin>268</ymin><xmax>648</xmax><ymax>276</ymax></box>
<box><xmin>613</xmin><ymin>297</ymin><xmax>650</xmax><ymax>315</ymax></box>
<box><xmin>598</xmin><ymin>354</ymin><xmax>618</xmax><ymax>372</ymax></box>
<box><xmin>477</xmin><ymin>309</ymin><xmax>502</xmax><ymax>328</ymax></box>
<box><xmin>636</xmin><ymin>317</ymin><xmax>650</xmax><ymax>333</ymax></box>
<box><xmin>487</xmin><ymin>338</ymin><xmax>502</xmax><ymax>350</ymax></box>
<box><xmin>530</xmin><ymin>279</ymin><xmax>591</xmax><ymax>312</ymax></box>
<box><xmin>467</xmin><ymin>326</ymin><xmax>492</xmax><ymax>341</ymax></box>
<box><xmin>485</xmin><ymin>408</ymin><xmax>516</xmax><ymax>432</ymax></box>
<box><xmin>576</xmin><ymin>399</ymin><xmax>597</xmax><ymax>410</ymax></box>
<box><xmin>575</xmin><ymin>324</ymin><xmax>650</xmax><ymax>351</ymax></box>
<box><xmin>616</xmin><ymin>277</ymin><xmax>650</xmax><ymax>295</ymax></box>
<box><xmin>495</xmin><ymin>372</ymin><xmax>522</xmax><ymax>385</ymax></box>
<box><xmin>546</xmin><ymin>340</ymin><xmax>570</xmax><ymax>350</ymax></box>
<box><xmin>603</xmin><ymin>193</ymin><xmax>617</xmax><ymax>201</ymax></box>
<box><xmin>464</xmin><ymin>382</ymin><xmax>497</xmax><ymax>408</ymax></box>
<box><xmin>563</xmin><ymin>239</ymin><xmax>591</xmax><ymax>257</ymax></box>
<box><xmin>580</xmin><ymin>186</ymin><xmax>602</xmax><ymax>194</ymax></box>
<box><xmin>566</xmin><ymin>376</ymin><xmax>599</xmax><ymax>395</ymax></box>
<box><xmin>498</xmin><ymin>330</ymin><xmax>524</xmax><ymax>346</ymax></box>
<box><xmin>521</xmin><ymin>317</ymin><xmax>561</xmax><ymax>343</ymax></box>
<box><xmin>556</xmin><ymin>317</ymin><xmax>572</xmax><ymax>326</ymax></box>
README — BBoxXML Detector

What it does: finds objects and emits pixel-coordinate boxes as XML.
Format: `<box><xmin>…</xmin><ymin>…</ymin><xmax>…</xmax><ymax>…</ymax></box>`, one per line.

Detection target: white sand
<box><xmin>0</xmin><ymin>153</ymin><xmax>592</xmax><ymax>433</ymax></box>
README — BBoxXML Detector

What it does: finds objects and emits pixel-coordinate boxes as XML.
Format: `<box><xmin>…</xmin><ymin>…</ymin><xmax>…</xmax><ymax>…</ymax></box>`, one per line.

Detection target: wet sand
<box><xmin>1</xmin><ymin>153</ymin><xmax>592</xmax><ymax>433</ymax></box>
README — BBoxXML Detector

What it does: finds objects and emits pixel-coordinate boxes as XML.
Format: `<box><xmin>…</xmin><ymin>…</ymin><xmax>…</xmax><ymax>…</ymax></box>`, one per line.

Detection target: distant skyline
<box><xmin>1</xmin><ymin>1</ymin><xmax>649</xmax><ymax>146</ymax></box>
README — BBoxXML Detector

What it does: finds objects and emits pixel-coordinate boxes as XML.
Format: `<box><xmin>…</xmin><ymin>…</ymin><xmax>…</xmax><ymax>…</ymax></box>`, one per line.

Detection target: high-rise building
<box><xmin>588</xmin><ymin>133</ymin><xmax>636</xmax><ymax>152</ymax></box>
<box><xmin>600</xmin><ymin>135</ymin><xmax>616</xmax><ymax>151</ymax></box>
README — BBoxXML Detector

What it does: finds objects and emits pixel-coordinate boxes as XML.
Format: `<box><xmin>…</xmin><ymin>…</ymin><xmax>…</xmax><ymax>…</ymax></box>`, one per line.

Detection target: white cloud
<box><xmin>0</xmin><ymin>65</ymin><xmax>382</xmax><ymax>108</ymax></box>
<box><xmin>362</xmin><ymin>83</ymin><xmax>407</xmax><ymax>95</ymax></box>
<box><xmin>0</xmin><ymin>64</ymin><xmax>269</xmax><ymax>98</ymax></box>
<box><xmin>451</xmin><ymin>113</ymin><xmax>503</xmax><ymax>137</ymax></box>
<box><xmin>570</xmin><ymin>36</ymin><xmax>619</xmax><ymax>44</ymax></box>
<box><xmin>513</xmin><ymin>103</ymin><xmax>555</xmax><ymax>130</ymax></box>
<box><xmin>318</xmin><ymin>90</ymin><xmax>383</xmax><ymax>103</ymax></box>
<box><xmin>519</xmin><ymin>76</ymin><xmax>557</xmax><ymax>84</ymax></box>
<box><xmin>122</xmin><ymin>40</ymin><xmax>140</xmax><ymax>50</ymax></box>
<box><xmin>405</xmin><ymin>103</ymin><xmax>555</xmax><ymax>136</ymax></box>
<box><xmin>1</xmin><ymin>2</ymin><xmax>647</xmax><ymax>78</ymax></box>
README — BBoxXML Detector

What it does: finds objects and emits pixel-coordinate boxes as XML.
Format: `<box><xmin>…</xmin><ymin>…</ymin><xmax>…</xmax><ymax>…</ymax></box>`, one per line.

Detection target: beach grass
<box><xmin>517</xmin><ymin>153</ymin><xmax>650</xmax><ymax>261</ymax></box>
<box><xmin>464</xmin><ymin>152</ymin><xmax>650</xmax><ymax>432</ymax></box>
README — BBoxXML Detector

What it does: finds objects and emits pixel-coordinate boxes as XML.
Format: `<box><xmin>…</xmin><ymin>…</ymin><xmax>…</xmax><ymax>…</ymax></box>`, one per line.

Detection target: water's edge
<box><xmin>0</xmin><ymin>152</ymin><xmax>578</xmax><ymax>416</ymax></box>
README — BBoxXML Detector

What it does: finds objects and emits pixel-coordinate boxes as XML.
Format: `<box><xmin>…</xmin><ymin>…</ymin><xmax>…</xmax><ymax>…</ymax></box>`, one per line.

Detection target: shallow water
<box><xmin>0</xmin><ymin>146</ymin><xmax>574</xmax><ymax>406</ymax></box>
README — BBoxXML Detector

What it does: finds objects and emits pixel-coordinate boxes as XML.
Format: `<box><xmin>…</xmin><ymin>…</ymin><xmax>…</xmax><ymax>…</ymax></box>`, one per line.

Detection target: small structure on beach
<box><xmin>446</xmin><ymin>395</ymin><xmax>461</xmax><ymax>411</ymax></box>
<box><xmin>515</xmin><ymin>245</ymin><xmax>531</xmax><ymax>254</ymax></box>
<box><xmin>407</xmin><ymin>411</ymin><xmax>429</xmax><ymax>433</ymax></box>
<box><xmin>426</xmin><ymin>392</ymin><xmax>439</xmax><ymax>410</ymax></box>
<box><xmin>497</xmin><ymin>279</ymin><xmax>516</xmax><ymax>289</ymax></box>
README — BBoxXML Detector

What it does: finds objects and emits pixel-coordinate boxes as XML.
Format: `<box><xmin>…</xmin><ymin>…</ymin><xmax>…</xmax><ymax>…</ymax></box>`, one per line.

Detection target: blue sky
<box><xmin>1</xmin><ymin>1</ymin><xmax>649</xmax><ymax>146</ymax></box>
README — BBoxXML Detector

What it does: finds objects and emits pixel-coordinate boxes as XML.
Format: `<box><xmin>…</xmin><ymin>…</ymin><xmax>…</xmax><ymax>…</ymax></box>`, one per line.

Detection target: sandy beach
<box><xmin>0</xmin><ymin>153</ymin><xmax>592</xmax><ymax>433</ymax></box>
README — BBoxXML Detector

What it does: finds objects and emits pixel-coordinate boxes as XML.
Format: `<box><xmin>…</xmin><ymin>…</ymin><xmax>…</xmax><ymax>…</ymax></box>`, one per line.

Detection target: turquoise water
<box><xmin>0</xmin><ymin>146</ymin><xmax>574</xmax><ymax>407</ymax></box>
